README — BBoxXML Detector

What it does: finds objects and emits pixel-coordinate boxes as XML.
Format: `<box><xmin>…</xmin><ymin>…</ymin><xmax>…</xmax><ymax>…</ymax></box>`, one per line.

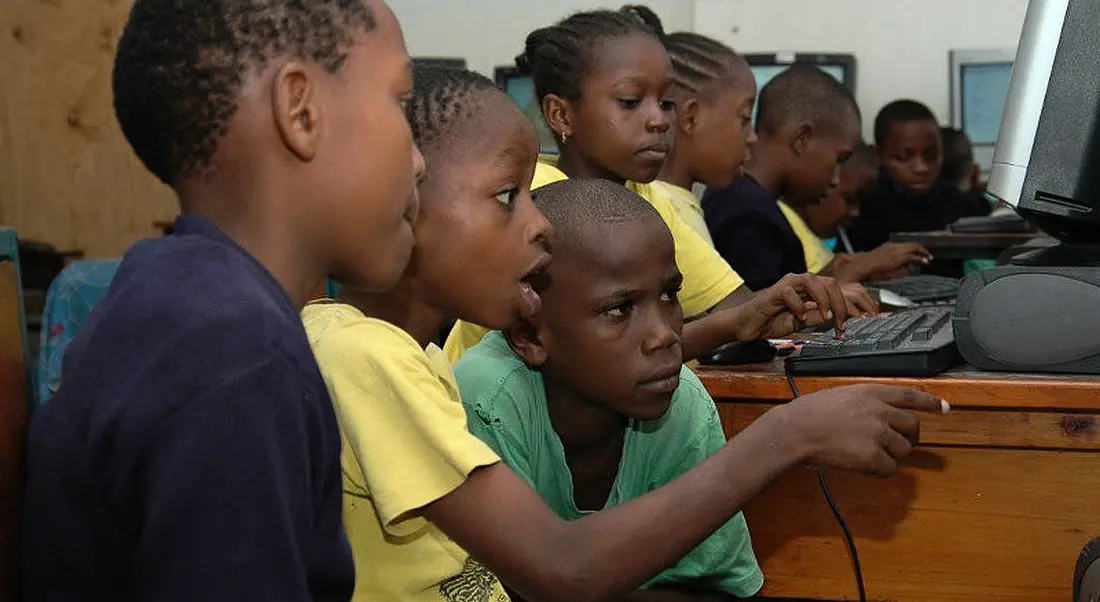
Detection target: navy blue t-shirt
<box><xmin>846</xmin><ymin>174</ymin><xmax>992</xmax><ymax>251</ymax></box>
<box><xmin>703</xmin><ymin>174</ymin><xmax>807</xmax><ymax>291</ymax></box>
<box><xmin>22</xmin><ymin>216</ymin><xmax>353</xmax><ymax>602</ymax></box>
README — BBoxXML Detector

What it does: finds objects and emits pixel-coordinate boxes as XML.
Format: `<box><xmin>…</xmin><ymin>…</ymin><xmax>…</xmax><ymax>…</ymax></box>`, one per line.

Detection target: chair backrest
<box><xmin>35</xmin><ymin>259</ymin><xmax>120</xmax><ymax>407</ymax></box>
<box><xmin>0</xmin><ymin>228</ymin><xmax>30</xmax><ymax>602</ymax></box>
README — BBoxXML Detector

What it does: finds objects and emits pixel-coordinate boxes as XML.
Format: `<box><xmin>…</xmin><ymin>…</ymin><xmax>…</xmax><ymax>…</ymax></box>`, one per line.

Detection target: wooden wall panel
<box><xmin>0</xmin><ymin>0</ymin><xmax>176</xmax><ymax>258</ymax></box>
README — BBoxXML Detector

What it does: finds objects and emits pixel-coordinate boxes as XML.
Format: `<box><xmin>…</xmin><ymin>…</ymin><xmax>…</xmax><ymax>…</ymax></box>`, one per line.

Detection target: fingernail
<box><xmin>825</xmin><ymin>310</ymin><xmax>833</xmax><ymax>319</ymax></box>
<box><xmin>940</xmin><ymin>399</ymin><xmax>951</xmax><ymax>414</ymax></box>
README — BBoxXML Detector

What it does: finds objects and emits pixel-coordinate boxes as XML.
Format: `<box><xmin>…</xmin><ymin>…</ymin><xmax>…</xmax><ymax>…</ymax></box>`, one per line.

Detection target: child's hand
<box><xmin>775</xmin><ymin>384</ymin><xmax>950</xmax><ymax>476</ymax></box>
<box><xmin>727</xmin><ymin>273</ymin><xmax>849</xmax><ymax>341</ymax></box>
<box><xmin>867</xmin><ymin>242</ymin><xmax>933</xmax><ymax>274</ymax></box>
<box><xmin>840</xmin><ymin>282</ymin><xmax>878</xmax><ymax>317</ymax></box>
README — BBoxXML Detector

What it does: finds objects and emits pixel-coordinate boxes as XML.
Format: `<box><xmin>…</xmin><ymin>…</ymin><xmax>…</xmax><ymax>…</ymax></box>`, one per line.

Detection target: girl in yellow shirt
<box><xmin>445</xmin><ymin>6</ymin><xmax>874</xmax><ymax>365</ymax></box>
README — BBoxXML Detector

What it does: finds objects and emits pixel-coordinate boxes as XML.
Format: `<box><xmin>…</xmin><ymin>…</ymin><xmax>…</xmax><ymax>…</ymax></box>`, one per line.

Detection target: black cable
<box><xmin>785</xmin><ymin>370</ymin><xmax>868</xmax><ymax>602</ymax></box>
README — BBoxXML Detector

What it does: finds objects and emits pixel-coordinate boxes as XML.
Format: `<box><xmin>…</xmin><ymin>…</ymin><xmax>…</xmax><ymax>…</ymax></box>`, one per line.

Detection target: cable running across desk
<box><xmin>784</xmin><ymin>370</ymin><xmax>868</xmax><ymax>602</ymax></box>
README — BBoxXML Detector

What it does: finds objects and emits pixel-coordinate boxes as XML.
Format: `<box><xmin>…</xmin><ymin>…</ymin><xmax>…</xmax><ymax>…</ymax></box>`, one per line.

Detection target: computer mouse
<box><xmin>698</xmin><ymin>341</ymin><xmax>778</xmax><ymax>366</ymax></box>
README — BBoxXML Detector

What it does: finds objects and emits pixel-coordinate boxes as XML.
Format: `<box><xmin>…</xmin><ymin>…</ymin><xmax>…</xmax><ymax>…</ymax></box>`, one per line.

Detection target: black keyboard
<box><xmin>951</xmin><ymin>213</ymin><xmax>1034</xmax><ymax>234</ymax></box>
<box><xmin>785</xmin><ymin>306</ymin><xmax>959</xmax><ymax>377</ymax></box>
<box><xmin>871</xmin><ymin>275</ymin><xmax>960</xmax><ymax>302</ymax></box>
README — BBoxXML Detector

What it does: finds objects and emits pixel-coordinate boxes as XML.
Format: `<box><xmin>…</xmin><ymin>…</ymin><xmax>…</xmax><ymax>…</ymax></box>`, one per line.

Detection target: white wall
<box><xmin>693</xmin><ymin>0</ymin><xmax>1030</xmax><ymax>139</ymax></box>
<box><xmin>388</xmin><ymin>0</ymin><xmax>695</xmax><ymax>77</ymax></box>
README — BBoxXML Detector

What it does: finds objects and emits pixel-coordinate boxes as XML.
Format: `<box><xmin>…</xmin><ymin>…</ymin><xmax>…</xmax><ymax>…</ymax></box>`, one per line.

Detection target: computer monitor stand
<box><xmin>1010</xmin><ymin>243</ymin><xmax>1100</xmax><ymax>267</ymax></box>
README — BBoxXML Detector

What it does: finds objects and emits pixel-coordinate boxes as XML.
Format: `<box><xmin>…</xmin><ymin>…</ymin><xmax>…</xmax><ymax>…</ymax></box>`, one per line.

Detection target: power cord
<box><xmin>784</xmin><ymin>370</ymin><xmax>868</xmax><ymax>602</ymax></box>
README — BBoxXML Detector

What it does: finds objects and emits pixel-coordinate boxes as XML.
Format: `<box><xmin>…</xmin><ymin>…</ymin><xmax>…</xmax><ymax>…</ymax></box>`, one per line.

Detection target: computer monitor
<box><xmin>743</xmin><ymin>54</ymin><xmax>856</xmax><ymax>125</ymax></box>
<box><xmin>412</xmin><ymin>57</ymin><xmax>467</xmax><ymax>70</ymax></box>
<box><xmin>987</xmin><ymin>0</ymin><xmax>1100</xmax><ymax>262</ymax></box>
<box><xmin>743</xmin><ymin>53</ymin><xmax>856</xmax><ymax>94</ymax></box>
<box><xmin>949</xmin><ymin>50</ymin><xmax>1016</xmax><ymax>173</ymax></box>
<box><xmin>493</xmin><ymin>66</ymin><xmax>558</xmax><ymax>155</ymax></box>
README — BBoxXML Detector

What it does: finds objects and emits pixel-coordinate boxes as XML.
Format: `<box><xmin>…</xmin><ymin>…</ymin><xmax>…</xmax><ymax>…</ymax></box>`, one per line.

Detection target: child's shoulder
<box><xmin>454</xmin><ymin>331</ymin><xmax>542</xmax><ymax>415</ymax></box>
<box><xmin>302</xmin><ymin>302</ymin><xmax>422</xmax><ymax>362</ymax></box>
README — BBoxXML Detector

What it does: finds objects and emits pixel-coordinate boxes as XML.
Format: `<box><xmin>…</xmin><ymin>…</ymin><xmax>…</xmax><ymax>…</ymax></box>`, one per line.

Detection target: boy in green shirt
<box><xmin>454</xmin><ymin>179</ymin><xmax>763</xmax><ymax>599</ymax></box>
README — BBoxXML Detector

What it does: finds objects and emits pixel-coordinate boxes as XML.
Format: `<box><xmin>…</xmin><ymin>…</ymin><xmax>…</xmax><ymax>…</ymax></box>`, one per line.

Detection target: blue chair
<box><xmin>35</xmin><ymin>259</ymin><xmax>120</xmax><ymax>407</ymax></box>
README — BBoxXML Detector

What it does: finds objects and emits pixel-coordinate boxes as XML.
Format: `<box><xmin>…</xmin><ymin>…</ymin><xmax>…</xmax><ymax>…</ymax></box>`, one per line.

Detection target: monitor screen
<box><xmin>960</xmin><ymin>62</ymin><xmax>1014</xmax><ymax>146</ymax></box>
<box><xmin>500</xmin><ymin>73</ymin><xmax>559</xmax><ymax>155</ymax></box>
<box><xmin>749</xmin><ymin>64</ymin><xmax>846</xmax><ymax>92</ymax></box>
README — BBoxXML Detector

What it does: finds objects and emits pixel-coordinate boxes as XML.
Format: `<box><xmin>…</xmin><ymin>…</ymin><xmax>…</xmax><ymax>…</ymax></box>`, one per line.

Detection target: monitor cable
<box><xmin>784</xmin><ymin>369</ymin><xmax>868</xmax><ymax>602</ymax></box>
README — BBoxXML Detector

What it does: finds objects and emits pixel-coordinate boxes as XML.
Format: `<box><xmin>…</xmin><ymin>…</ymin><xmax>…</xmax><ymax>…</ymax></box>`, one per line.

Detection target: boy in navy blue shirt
<box><xmin>21</xmin><ymin>0</ymin><xmax>424</xmax><ymax>600</ymax></box>
<box><xmin>702</xmin><ymin>66</ymin><xmax>874</xmax><ymax>315</ymax></box>
<box><xmin>847</xmin><ymin>100</ymin><xmax>991</xmax><ymax>252</ymax></box>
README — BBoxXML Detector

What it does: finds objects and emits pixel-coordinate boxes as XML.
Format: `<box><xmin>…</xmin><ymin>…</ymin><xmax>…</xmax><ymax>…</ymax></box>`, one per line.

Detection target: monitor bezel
<box><xmin>949</xmin><ymin>49</ymin><xmax>1017</xmax><ymax>144</ymax></box>
<box><xmin>742</xmin><ymin>53</ymin><xmax>857</xmax><ymax>95</ymax></box>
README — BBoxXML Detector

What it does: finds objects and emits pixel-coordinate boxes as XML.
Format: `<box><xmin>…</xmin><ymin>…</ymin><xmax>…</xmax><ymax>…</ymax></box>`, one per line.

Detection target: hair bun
<box><xmin>515</xmin><ymin>51</ymin><xmax>533</xmax><ymax>75</ymax></box>
<box><xmin>621</xmin><ymin>4</ymin><xmax>666</xmax><ymax>38</ymax></box>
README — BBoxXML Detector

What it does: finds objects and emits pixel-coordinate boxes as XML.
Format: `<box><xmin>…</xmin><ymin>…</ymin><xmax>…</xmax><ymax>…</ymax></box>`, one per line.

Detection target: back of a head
<box><xmin>755</xmin><ymin>64</ymin><xmax>859</xmax><ymax>137</ymax></box>
<box><xmin>113</xmin><ymin>0</ymin><xmax>376</xmax><ymax>187</ymax></box>
<box><xmin>515</xmin><ymin>5</ymin><xmax>662</xmax><ymax>102</ymax></box>
<box><xmin>873</xmin><ymin>100</ymin><xmax>938</xmax><ymax>148</ymax></box>
<box><xmin>533</xmin><ymin>179</ymin><xmax>663</xmax><ymax>258</ymax></box>
<box><xmin>405</xmin><ymin>65</ymin><xmax>505</xmax><ymax>158</ymax></box>
<box><xmin>661</xmin><ymin>32</ymin><xmax>750</xmax><ymax>95</ymax></box>
<box><xmin>939</xmin><ymin>126</ymin><xmax>974</xmax><ymax>182</ymax></box>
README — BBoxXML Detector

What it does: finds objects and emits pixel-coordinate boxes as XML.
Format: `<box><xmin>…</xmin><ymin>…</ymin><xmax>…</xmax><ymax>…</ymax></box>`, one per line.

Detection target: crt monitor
<box><xmin>743</xmin><ymin>53</ymin><xmax>857</xmax><ymax>94</ymax></box>
<box><xmin>494</xmin><ymin>66</ymin><xmax>558</xmax><ymax>155</ymax></box>
<box><xmin>949</xmin><ymin>49</ymin><xmax>1015</xmax><ymax>173</ymax></box>
<box><xmin>744</xmin><ymin>53</ymin><xmax>856</xmax><ymax>125</ymax></box>
<box><xmin>987</xmin><ymin>0</ymin><xmax>1100</xmax><ymax>262</ymax></box>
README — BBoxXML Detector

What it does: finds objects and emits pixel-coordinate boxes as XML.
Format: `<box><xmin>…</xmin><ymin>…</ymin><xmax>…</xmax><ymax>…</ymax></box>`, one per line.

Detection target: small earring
<box><xmin>560</xmin><ymin>131</ymin><xmax>569</xmax><ymax>144</ymax></box>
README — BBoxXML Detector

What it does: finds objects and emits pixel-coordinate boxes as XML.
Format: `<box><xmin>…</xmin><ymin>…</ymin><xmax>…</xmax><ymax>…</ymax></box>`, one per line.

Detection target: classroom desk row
<box><xmin>698</xmin><ymin>360</ymin><xmax>1100</xmax><ymax>602</ymax></box>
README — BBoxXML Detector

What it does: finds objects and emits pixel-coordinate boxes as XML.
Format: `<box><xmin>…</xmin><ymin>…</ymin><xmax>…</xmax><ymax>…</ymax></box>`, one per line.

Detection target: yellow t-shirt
<box><xmin>652</xmin><ymin>180</ymin><xmax>714</xmax><ymax>247</ymax></box>
<box><xmin>443</xmin><ymin>162</ymin><xmax>744</xmax><ymax>364</ymax></box>
<box><xmin>302</xmin><ymin>301</ymin><xmax>510</xmax><ymax>602</ymax></box>
<box><xmin>778</xmin><ymin>200</ymin><xmax>834</xmax><ymax>274</ymax></box>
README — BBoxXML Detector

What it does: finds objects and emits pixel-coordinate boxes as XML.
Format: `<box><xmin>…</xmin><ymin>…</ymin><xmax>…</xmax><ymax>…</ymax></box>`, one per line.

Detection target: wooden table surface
<box><xmin>696</xmin><ymin>359</ymin><xmax>1100</xmax><ymax>602</ymax></box>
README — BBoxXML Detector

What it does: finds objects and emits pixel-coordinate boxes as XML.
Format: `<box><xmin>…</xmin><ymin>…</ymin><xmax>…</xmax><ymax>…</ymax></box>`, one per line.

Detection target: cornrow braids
<box><xmin>516</xmin><ymin>6</ymin><xmax>661</xmax><ymax>101</ymax></box>
<box><xmin>404</xmin><ymin>65</ymin><xmax>503</xmax><ymax>154</ymax></box>
<box><xmin>113</xmin><ymin>0</ymin><xmax>375</xmax><ymax>186</ymax></box>
<box><xmin>662</xmin><ymin>32</ymin><xmax>746</xmax><ymax>95</ymax></box>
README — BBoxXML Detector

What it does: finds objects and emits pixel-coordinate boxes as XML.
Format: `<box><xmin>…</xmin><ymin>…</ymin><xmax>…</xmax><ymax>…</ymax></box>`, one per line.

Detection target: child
<box><xmin>307</xmin><ymin>66</ymin><xmax>947</xmax><ymax>602</ymax></box>
<box><xmin>652</xmin><ymin>32</ymin><xmax>758</xmax><ymax>246</ymax></box>
<box><xmin>940</xmin><ymin>126</ymin><xmax>983</xmax><ymax>194</ymax></box>
<box><xmin>21</xmin><ymin>0</ymin><xmax>420</xmax><ymax>599</ymax></box>
<box><xmin>445</xmin><ymin>6</ymin><xmax>866</xmax><ymax>364</ymax></box>
<box><xmin>790</xmin><ymin>142</ymin><xmax>932</xmax><ymax>282</ymax></box>
<box><xmin>846</xmin><ymin>100</ymin><xmax>991</xmax><ymax>252</ymax></box>
<box><xmin>698</xmin><ymin>66</ymin><xmax>876</xmax><ymax>311</ymax></box>
<box><xmin>454</xmin><ymin>179</ymin><xmax>948</xmax><ymax>600</ymax></box>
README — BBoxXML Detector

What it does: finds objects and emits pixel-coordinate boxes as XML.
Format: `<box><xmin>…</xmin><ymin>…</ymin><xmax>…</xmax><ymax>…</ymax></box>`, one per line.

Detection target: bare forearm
<box><xmin>429</xmin><ymin>408</ymin><xmax>801</xmax><ymax>602</ymax></box>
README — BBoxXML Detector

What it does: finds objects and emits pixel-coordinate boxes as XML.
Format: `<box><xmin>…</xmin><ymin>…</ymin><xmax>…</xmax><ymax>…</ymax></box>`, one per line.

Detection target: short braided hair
<box><xmin>113</xmin><ymin>0</ymin><xmax>376</xmax><ymax>186</ymax></box>
<box><xmin>405</xmin><ymin>65</ymin><xmax>503</xmax><ymax>154</ymax></box>
<box><xmin>516</xmin><ymin>5</ymin><xmax>662</xmax><ymax>102</ymax></box>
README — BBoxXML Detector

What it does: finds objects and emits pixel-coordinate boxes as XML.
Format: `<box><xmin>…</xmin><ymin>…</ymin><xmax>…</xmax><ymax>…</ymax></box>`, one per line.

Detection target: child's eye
<box><xmin>618</xmin><ymin>98</ymin><xmax>641</xmax><ymax>109</ymax></box>
<box><xmin>660</xmin><ymin>289</ymin><xmax>678</xmax><ymax>303</ymax></box>
<box><xmin>495</xmin><ymin>188</ymin><xmax>519</xmax><ymax>211</ymax></box>
<box><xmin>660</xmin><ymin>99</ymin><xmax>676</xmax><ymax>112</ymax></box>
<box><xmin>603</xmin><ymin>301</ymin><xmax>633</xmax><ymax>320</ymax></box>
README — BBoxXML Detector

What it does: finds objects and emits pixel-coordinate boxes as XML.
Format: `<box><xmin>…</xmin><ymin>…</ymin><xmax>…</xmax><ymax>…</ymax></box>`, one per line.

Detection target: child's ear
<box><xmin>542</xmin><ymin>94</ymin><xmax>574</xmax><ymax>142</ymax></box>
<box><xmin>504</xmin><ymin>315</ymin><xmax>549</xmax><ymax>368</ymax></box>
<box><xmin>789</xmin><ymin>121</ymin><xmax>813</xmax><ymax>157</ymax></box>
<box><xmin>272</xmin><ymin>62</ymin><xmax>321</xmax><ymax>162</ymax></box>
<box><xmin>677</xmin><ymin>98</ymin><xmax>700</xmax><ymax>137</ymax></box>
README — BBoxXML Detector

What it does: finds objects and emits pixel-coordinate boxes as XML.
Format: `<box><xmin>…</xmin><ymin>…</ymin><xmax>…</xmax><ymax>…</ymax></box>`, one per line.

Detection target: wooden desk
<box><xmin>891</xmin><ymin>230</ymin><xmax>1039</xmax><ymax>260</ymax></box>
<box><xmin>697</xmin><ymin>361</ymin><xmax>1100</xmax><ymax>602</ymax></box>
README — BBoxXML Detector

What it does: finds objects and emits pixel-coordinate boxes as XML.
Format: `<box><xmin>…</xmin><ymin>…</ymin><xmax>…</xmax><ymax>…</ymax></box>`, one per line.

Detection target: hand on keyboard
<box><xmin>777</xmin><ymin>384</ymin><xmax>950</xmax><ymax>477</ymax></box>
<box><xmin>840</xmin><ymin>283</ymin><xmax>879</xmax><ymax>317</ymax></box>
<box><xmin>731</xmin><ymin>273</ymin><xmax>849</xmax><ymax>341</ymax></box>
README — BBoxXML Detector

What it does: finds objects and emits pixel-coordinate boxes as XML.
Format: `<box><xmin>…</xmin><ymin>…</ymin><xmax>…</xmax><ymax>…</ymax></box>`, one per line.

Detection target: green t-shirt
<box><xmin>454</xmin><ymin>331</ymin><xmax>764</xmax><ymax>598</ymax></box>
